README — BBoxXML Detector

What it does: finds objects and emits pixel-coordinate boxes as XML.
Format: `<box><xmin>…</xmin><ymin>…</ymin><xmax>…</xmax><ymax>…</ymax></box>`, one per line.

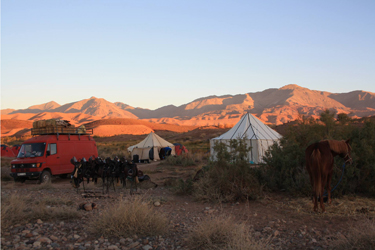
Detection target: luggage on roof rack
<box><xmin>31</xmin><ymin>119</ymin><xmax>92</xmax><ymax>135</ymax></box>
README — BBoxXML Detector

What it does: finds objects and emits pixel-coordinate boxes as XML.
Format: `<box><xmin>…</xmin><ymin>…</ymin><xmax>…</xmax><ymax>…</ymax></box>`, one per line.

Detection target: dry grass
<box><xmin>30</xmin><ymin>182</ymin><xmax>56</xmax><ymax>190</ymax></box>
<box><xmin>330</xmin><ymin>218</ymin><xmax>375</xmax><ymax>249</ymax></box>
<box><xmin>1</xmin><ymin>157</ymin><xmax>14</xmax><ymax>181</ymax></box>
<box><xmin>1</xmin><ymin>194</ymin><xmax>80</xmax><ymax>229</ymax></box>
<box><xmin>270</xmin><ymin>195</ymin><xmax>375</xmax><ymax>216</ymax></box>
<box><xmin>187</xmin><ymin>215</ymin><xmax>271</xmax><ymax>250</ymax></box>
<box><xmin>89</xmin><ymin>196</ymin><xmax>169</xmax><ymax>237</ymax></box>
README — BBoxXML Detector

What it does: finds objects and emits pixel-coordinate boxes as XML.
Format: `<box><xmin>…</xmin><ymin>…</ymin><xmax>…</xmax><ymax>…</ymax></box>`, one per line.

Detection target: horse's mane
<box><xmin>323</xmin><ymin>140</ymin><xmax>348</xmax><ymax>154</ymax></box>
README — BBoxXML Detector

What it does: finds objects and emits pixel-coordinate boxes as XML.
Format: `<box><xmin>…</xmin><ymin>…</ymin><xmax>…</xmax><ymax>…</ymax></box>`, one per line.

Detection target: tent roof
<box><xmin>212</xmin><ymin>113</ymin><xmax>282</xmax><ymax>140</ymax></box>
<box><xmin>128</xmin><ymin>132</ymin><xmax>174</xmax><ymax>152</ymax></box>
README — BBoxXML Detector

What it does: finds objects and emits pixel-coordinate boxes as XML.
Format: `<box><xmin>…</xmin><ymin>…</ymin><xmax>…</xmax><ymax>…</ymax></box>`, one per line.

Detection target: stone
<box><xmin>50</xmin><ymin>235</ymin><xmax>59</xmax><ymax>241</ymax></box>
<box><xmin>274</xmin><ymin>230</ymin><xmax>280</xmax><ymax>237</ymax></box>
<box><xmin>84</xmin><ymin>203</ymin><xmax>93</xmax><ymax>211</ymax></box>
<box><xmin>107</xmin><ymin>245</ymin><xmax>118</xmax><ymax>249</ymax></box>
<box><xmin>154</xmin><ymin>201</ymin><xmax>161</xmax><ymax>207</ymax></box>
<box><xmin>36</xmin><ymin>219</ymin><xmax>43</xmax><ymax>224</ymax></box>
<box><xmin>142</xmin><ymin>239</ymin><xmax>149</xmax><ymax>245</ymax></box>
<box><xmin>39</xmin><ymin>237</ymin><xmax>52</xmax><ymax>243</ymax></box>
<box><xmin>25</xmin><ymin>233</ymin><xmax>33</xmax><ymax>238</ymax></box>
<box><xmin>128</xmin><ymin>241</ymin><xmax>140</xmax><ymax>248</ymax></box>
<box><xmin>143</xmin><ymin>245</ymin><xmax>153</xmax><ymax>250</ymax></box>
<box><xmin>74</xmin><ymin>234</ymin><xmax>81</xmax><ymax>239</ymax></box>
<box><xmin>33</xmin><ymin>241</ymin><xmax>41</xmax><ymax>247</ymax></box>
<box><xmin>51</xmin><ymin>242</ymin><xmax>60</xmax><ymax>248</ymax></box>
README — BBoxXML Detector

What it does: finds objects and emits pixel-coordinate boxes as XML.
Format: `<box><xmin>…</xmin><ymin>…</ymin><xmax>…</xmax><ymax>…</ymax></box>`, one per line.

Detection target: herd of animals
<box><xmin>70</xmin><ymin>156</ymin><xmax>151</xmax><ymax>194</ymax></box>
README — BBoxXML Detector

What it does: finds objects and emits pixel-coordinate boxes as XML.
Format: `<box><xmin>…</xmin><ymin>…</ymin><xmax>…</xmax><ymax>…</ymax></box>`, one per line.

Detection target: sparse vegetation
<box><xmin>1</xmin><ymin>160</ymin><xmax>13</xmax><ymax>182</ymax></box>
<box><xmin>192</xmin><ymin>139</ymin><xmax>263</xmax><ymax>203</ymax></box>
<box><xmin>187</xmin><ymin>215</ymin><xmax>271</xmax><ymax>250</ymax></box>
<box><xmin>261</xmin><ymin>110</ymin><xmax>375</xmax><ymax>196</ymax></box>
<box><xmin>330</xmin><ymin>218</ymin><xmax>375</xmax><ymax>249</ymax></box>
<box><xmin>161</xmin><ymin>154</ymin><xmax>198</xmax><ymax>167</ymax></box>
<box><xmin>1</xmin><ymin>194</ymin><xmax>80</xmax><ymax>229</ymax></box>
<box><xmin>89</xmin><ymin>196</ymin><xmax>169</xmax><ymax>237</ymax></box>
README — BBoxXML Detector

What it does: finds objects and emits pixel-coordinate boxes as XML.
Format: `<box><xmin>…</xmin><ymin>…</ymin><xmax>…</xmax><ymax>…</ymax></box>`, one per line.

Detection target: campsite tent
<box><xmin>1</xmin><ymin>144</ymin><xmax>16</xmax><ymax>157</ymax></box>
<box><xmin>173</xmin><ymin>143</ymin><xmax>188</xmax><ymax>155</ymax></box>
<box><xmin>128</xmin><ymin>132</ymin><xmax>176</xmax><ymax>161</ymax></box>
<box><xmin>12</xmin><ymin>145</ymin><xmax>21</xmax><ymax>156</ymax></box>
<box><xmin>210</xmin><ymin>113</ymin><xmax>282</xmax><ymax>164</ymax></box>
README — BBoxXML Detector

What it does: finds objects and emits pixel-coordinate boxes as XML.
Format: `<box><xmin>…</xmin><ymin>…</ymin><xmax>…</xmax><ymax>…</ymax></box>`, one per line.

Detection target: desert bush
<box><xmin>187</xmin><ymin>215</ymin><xmax>271</xmax><ymax>250</ymax></box>
<box><xmin>89</xmin><ymin>196</ymin><xmax>169</xmax><ymax>237</ymax></box>
<box><xmin>192</xmin><ymin>139</ymin><xmax>263</xmax><ymax>203</ymax></box>
<box><xmin>1</xmin><ymin>194</ymin><xmax>29</xmax><ymax>229</ymax></box>
<box><xmin>1</xmin><ymin>166</ymin><xmax>12</xmax><ymax>181</ymax></box>
<box><xmin>161</xmin><ymin>154</ymin><xmax>197</xmax><ymax>167</ymax></box>
<box><xmin>172</xmin><ymin>178</ymin><xmax>194</xmax><ymax>195</ymax></box>
<box><xmin>1</xmin><ymin>194</ymin><xmax>79</xmax><ymax>229</ymax></box>
<box><xmin>1</xmin><ymin>157</ymin><xmax>13</xmax><ymax>181</ymax></box>
<box><xmin>330</xmin><ymin>218</ymin><xmax>375</xmax><ymax>249</ymax></box>
<box><xmin>261</xmin><ymin>111</ymin><xmax>375</xmax><ymax>196</ymax></box>
<box><xmin>96</xmin><ymin>142</ymin><xmax>131</xmax><ymax>159</ymax></box>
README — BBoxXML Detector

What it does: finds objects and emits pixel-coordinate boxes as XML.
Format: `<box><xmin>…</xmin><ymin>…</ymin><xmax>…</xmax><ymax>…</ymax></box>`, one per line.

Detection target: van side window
<box><xmin>49</xmin><ymin>144</ymin><xmax>57</xmax><ymax>155</ymax></box>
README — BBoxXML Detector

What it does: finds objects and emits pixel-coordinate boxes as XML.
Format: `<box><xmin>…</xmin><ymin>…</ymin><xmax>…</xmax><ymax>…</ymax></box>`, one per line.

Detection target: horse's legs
<box><xmin>327</xmin><ymin>172</ymin><xmax>333</xmax><ymax>205</ymax></box>
<box><xmin>313</xmin><ymin>192</ymin><xmax>318</xmax><ymax>212</ymax></box>
<box><xmin>320</xmin><ymin>178</ymin><xmax>326</xmax><ymax>212</ymax></box>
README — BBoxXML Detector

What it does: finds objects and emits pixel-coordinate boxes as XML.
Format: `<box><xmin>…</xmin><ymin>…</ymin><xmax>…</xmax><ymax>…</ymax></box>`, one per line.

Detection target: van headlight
<box><xmin>12</xmin><ymin>165</ymin><xmax>15</xmax><ymax>168</ymax></box>
<box><xmin>31</xmin><ymin>164</ymin><xmax>36</xmax><ymax>168</ymax></box>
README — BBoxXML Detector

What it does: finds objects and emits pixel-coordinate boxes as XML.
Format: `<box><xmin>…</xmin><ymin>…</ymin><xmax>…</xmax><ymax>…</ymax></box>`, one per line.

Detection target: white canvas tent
<box><xmin>210</xmin><ymin>113</ymin><xmax>282</xmax><ymax>164</ymax></box>
<box><xmin>128</xmin><ymin>132</ymin><xmax>176</xmax><ymax>161</ymax></box>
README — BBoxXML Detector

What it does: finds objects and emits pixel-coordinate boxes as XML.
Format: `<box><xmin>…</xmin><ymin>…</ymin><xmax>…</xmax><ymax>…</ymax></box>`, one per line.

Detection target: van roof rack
<box><xmin>31</xmin><ymin>127</ymin><xmax>94</xmax><ymax>136</ymax></box>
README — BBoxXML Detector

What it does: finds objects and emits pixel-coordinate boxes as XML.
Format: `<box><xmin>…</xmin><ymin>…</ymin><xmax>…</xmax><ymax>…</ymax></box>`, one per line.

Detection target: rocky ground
<box><xmin>1</xmin><ymin>162</ymin><xmax>374</xmax><ymax>250</ymax></box>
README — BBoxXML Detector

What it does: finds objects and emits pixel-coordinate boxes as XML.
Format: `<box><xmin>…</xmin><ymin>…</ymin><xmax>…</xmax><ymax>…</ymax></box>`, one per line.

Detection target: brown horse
<box><xmin>305</xmin><ymin>139</ymin><xmax>352</xmax><ymax>212</ymax></box>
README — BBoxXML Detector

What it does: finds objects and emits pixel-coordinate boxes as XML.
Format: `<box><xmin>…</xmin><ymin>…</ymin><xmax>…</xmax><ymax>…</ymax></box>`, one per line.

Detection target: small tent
<box><xmin>1</xmin><ymin>144</ymin><xmax>16</xmax><ymax>157</ymax></box>
<box><xmin>12</xmin><ymin>145</ymin><xmax>21</xmax><ymax>156</ymax></box>
<box><xmin>128</xmin><ymin>132</ymin><xmax>176</xmax><ymax>161</ymax></box>
<box><xmin>173</xmin><ymin>143</ymin><xmax>188</xmax><ymax>155</ymax></box>
<box><xmin>210</xmin><ymin>113</ymin><xmax>282</xmax><ymax>164</ymax></box>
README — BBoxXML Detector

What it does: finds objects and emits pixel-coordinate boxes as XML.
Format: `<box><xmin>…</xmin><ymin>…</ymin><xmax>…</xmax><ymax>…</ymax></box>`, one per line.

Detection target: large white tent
<box><xmin>210</xmin><ymin>113</ymin><xmax>282</xmax><ymax>164</ymax></box>
<box><xmin>128</xmin><ymin>132</ymin><xmax>176</xmax><ymax>161</ymax></box>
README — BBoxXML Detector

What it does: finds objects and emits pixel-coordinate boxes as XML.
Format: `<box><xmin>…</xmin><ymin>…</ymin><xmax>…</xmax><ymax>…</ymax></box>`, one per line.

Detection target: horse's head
<box><xmin>341</xmin><ymin>139</ymin><xmax>352</xmax><ymax>164</ymax></box>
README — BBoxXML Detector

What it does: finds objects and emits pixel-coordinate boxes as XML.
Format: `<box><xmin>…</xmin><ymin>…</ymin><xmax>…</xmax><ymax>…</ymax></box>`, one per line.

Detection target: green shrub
<box><xmin>261</xmin><ymin>111</ymin><xmax>375</xmax><ymax>197</ymax></box>
<box><xmin>173</xmin><ymin>178</ymin><xmax>194</xmax><ymax>195</ymax></box>
<box><xmin>162</xmin><ymin>153</ymin><xmax>200</xmax><ymax>167</ymax></box>
<box><xmin>192</xmin><ymin>139</ymin><xmax>263</xmax><ymax>203</ymax></box>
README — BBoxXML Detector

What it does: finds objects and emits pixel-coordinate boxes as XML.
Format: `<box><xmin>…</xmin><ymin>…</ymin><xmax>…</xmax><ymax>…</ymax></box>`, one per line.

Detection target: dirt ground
<box><xmin>2</xmin><ymin>160</ymin><xmax>375</xmax><ymax>250</ymax></box>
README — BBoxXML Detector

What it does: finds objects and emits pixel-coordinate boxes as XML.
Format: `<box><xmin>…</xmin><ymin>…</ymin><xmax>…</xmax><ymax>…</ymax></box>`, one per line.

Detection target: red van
<box><xmin>10</xmin><ymin>134</ymin><xmax>98</xmax><ymax>183</ymax></box>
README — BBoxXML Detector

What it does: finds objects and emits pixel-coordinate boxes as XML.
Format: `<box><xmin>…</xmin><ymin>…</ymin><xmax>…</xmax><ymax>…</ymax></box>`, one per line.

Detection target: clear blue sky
<box><xmin>1</xmin><ymin>0</ymin><xmax>375</xmax><ymax>110</ymax></box>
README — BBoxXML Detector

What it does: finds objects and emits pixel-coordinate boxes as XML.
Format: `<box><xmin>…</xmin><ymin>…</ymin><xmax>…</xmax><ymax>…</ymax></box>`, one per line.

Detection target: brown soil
<box><xmin>1</xmin><ymin>160</ymin><xmax>374</xmax><ymax>249</ymax></box>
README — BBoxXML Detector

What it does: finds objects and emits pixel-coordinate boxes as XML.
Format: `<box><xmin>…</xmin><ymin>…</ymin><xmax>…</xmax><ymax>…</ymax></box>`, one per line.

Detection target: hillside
<box><xmin>2</xmin><ymin>85</ymin><xmax>375</xmax><ymax>137</ymax></box>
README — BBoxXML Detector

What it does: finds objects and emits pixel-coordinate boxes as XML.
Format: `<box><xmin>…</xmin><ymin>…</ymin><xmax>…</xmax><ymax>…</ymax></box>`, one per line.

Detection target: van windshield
<box><xmin>17</xmin><ymin>143</ymin><xmax>46</xmax><ymax>158</ymax></box>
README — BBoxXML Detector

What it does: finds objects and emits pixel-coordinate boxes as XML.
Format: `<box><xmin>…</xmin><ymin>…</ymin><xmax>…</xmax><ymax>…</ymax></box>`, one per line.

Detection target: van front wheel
<box><xmin>40</xmin><ymin>170</ymin><xmax>52</xmax><ymax>184</ymax></box>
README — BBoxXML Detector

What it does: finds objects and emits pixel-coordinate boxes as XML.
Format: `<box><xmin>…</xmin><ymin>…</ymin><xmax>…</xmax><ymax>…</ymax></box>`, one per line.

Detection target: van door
<box><xmin>46</xmin><ymin>143</ymin><xmax>61</xmax><ymax>175</ymax></box>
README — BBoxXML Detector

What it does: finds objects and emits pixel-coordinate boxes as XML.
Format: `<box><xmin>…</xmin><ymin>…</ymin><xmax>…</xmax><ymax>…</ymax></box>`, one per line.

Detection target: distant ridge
<box><xmin>2</xmin><ymin>85</ymin><xmax>375</xmax><ymax>128</ymax></box>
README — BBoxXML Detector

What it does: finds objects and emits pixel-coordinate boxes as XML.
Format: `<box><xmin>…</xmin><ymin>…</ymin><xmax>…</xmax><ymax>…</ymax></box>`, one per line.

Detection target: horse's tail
<box><xmin>311</xmin><ymin>147</ymin><xmax>322</xmax><ymax>198</ymax></box>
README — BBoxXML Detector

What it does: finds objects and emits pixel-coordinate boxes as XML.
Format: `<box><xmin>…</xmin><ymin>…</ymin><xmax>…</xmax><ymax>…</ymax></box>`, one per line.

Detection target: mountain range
<box><xmin>2</xmin><ymin>84</ymin><xmax>375</xmax><ymax>136</ymax></box>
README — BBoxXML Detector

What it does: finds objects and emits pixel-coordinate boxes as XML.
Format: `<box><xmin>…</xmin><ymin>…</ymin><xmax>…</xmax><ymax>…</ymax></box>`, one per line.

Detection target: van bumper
<box><xmin>10</xmin><ymin>172</ymin><xmax>42</xmax><ymax>178</ymax></box>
